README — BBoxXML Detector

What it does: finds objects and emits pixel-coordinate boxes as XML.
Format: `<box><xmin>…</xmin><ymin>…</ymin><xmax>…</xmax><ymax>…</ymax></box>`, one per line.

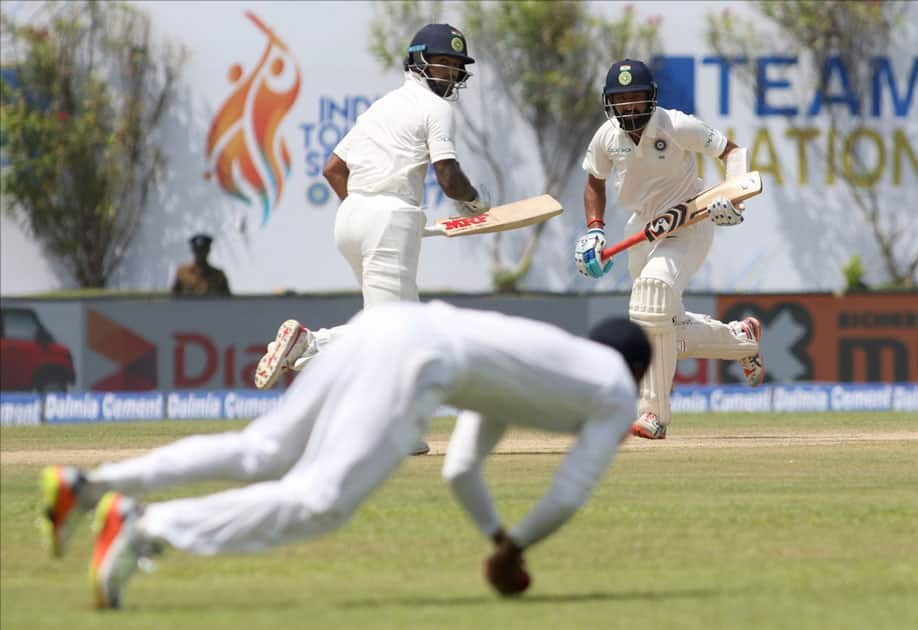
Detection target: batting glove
<box><xmin>709</xmin><ymin>195</ymin><xmax>744</xmax><ymax>226</ymax></box>
<box><xmin>454</xmin><ymin>185</ymin><xmax>491</xmax><ymax>218</ymax></box>
<box><xmin>574</xmin><ymin>228</ymin><xmax>613</xmax><ymax>278</ymax></box>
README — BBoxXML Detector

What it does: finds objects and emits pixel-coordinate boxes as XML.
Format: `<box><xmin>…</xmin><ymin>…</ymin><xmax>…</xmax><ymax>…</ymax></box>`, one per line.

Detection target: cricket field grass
<box><xmin>2</xmin><ymin>412</ymin><xmax>916</xmax><ymax>629</ymax></box>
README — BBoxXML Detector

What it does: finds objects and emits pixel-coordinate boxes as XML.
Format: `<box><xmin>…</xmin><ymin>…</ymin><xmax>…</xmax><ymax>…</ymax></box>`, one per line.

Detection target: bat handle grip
<box><xmin>601</xmin><ymin>232</ymin><xmax>646</xmax><ymax>262</ymax></box>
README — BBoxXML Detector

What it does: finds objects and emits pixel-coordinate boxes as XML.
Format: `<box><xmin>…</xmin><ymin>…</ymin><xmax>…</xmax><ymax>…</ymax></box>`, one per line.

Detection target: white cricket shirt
<box><xmin>424</xmin><ymin>302</ymin><xmax>638</xmax><ymax>548</ymax></box>
<box><xmin>333</xmin><ymin>72</ymin><xmax>458</xmax><ymax>206</ymax></box>
<box><xmin>582</xmin><ymin>107</ymin><xmax>727</xmax><ymax>218</ymax></box>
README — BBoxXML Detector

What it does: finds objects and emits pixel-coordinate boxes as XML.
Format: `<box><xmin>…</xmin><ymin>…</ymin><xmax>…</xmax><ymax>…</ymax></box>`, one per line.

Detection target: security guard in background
<box><xmin>171</xmin><ymin>234</ymin><xmax>231</xmax><ymax>296</ymax></box>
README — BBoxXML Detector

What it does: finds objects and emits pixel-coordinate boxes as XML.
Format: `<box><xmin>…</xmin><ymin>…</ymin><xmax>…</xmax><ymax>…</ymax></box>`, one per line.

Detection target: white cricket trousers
<box><xmin>626</xmin><ymin>215</ymin><xmax>757</xmax><ymax>424</ymax></box>
<box><xmin>89</xmin><ymin>325</ymin><xmax>452</xmax><ymax>554</ymax></box>
<box><xmin>312</xmin><ymin>192</ymin><xmax>426</xmax><ymax>347</ymax></box>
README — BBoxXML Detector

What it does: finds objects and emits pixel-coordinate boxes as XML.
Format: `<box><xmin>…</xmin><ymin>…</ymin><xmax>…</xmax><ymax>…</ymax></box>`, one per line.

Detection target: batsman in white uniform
<box><xmin>40</xmin><ymin>302</ymin><xmax>651</xmax><ymax>606</ymax></box>
<box><xmin>574</xmin><ymin>59</ymin><xmax>765</xmax><ymax>440</ymax></box>
<box><xmin>253</xmin><ymin>25</ymin><xmax>490</xmax><ymax>419</ymax></box>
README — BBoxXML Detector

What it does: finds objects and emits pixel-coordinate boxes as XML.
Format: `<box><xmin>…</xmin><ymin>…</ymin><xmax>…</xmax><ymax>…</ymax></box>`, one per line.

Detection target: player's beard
<box><xmin>428</xmin><ymin>79</ymin><xmax>454</xmax><ymax>98</ymax></box>
<box><xmin>617</xmin><ymin>110</ymin><xmax>652</xmax><ymax>131</ymax></box>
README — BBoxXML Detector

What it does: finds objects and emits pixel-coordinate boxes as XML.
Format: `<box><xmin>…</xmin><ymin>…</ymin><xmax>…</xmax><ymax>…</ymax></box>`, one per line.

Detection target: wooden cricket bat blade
<box><xmin>600</xmin><ymin>171</ymin><xmax>763</xmax><ymax>261</ymax></box>
<box><xmin>423</xmin><ymin>194</ymin><xmax>563</xmax><ymax>238</ymax></box>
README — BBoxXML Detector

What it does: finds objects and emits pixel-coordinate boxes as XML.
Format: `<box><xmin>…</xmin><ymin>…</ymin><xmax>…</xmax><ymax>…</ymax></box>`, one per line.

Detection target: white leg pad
<box><xmin>676</xmin><ymin>312</ymin><xmax>759</xmax><ymax>360</ymax></box>
<box><xmin>629</xmin><ymin>278</ymin><xmax>677</xmax><ymax>427</ymax></box>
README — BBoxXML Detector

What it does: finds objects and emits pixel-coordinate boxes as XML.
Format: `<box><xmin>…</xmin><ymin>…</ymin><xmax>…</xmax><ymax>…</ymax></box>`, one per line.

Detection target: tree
<box><xmin>706</xmin><ymin>0</ymin><xmax>916</xmax><ymax>289</ymax></box>
<box><xmin>370</xmin><ymin>0</ymin><xmax>661</xmax><ymax>291</ymax></box>
<box><xmin>1</xmin><ymin>1</ymin><xmax>185</xmax><ymax>288</ymax></box>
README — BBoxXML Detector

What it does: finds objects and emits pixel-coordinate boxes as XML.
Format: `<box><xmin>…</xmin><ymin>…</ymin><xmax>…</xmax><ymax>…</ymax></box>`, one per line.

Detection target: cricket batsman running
<box><xmin>574</xmin><ymin>59</ymin><xmax>765</xmax><ymax>440</ymax></box>
<box><xmin>252</xmin><ymin>24</ymin><xmax>491</xmax><ymax>455</ymax></box>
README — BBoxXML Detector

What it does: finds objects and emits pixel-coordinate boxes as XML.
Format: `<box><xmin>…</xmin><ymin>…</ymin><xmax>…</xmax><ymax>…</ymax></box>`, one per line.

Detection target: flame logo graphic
<box><xmin>205</xmin><ymin>12</ymin><xmax>301</xmax><ymax>225</ymax></box>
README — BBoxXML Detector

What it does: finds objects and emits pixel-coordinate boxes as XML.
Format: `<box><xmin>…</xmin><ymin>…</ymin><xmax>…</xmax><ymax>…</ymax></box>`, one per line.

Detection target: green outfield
<box><xmin>2</xmin><ymin>413</ymin><xmax>917</xmax><ymax>630</ymax></box>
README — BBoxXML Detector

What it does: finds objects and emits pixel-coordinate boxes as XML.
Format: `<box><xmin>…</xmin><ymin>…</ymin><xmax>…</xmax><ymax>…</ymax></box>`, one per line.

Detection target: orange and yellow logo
<box><xmin>205</xmin><ymin>12</ymin><xmax>301</xmax><ymax>225</ymax></box>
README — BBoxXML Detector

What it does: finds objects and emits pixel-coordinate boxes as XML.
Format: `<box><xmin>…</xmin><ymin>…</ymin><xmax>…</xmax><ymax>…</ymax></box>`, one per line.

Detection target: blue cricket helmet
<box><xmin>403</xmin><ymin>24</ymin><xmax>475</xmax><ymax>99</ymax></box>
<box><xmin>602</xmin><ymin>59</ymin><xmax>658</xmax><ymax>131</ymax></box>
<box><xmin>404</xmin><ymin>23</ymin><xmax>475</xmax><ymax>66</ymax></box>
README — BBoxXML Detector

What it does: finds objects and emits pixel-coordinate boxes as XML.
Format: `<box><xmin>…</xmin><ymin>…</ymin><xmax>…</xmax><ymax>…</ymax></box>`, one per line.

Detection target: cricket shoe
<box><xmin>736</xmin><ymin>316</ymin><xmax>765</xmax><ymax>387</ymax></box>
<box><xmin>411</xmin><ymin>440</ymin><xmax>431</xmax><ymax>456</ymax></box>
<box><xmin>254</xmin><ymin>319</ymin><xmax>317</xmax><ymax>389</ymax></box>
<box><xmin>631</xmin><ymin>412</ymin><xmax>667</xmax><ymax>440</ymax></box>
<box><xmin>39</xmin><ymin>465</ymin><xmax>88</xmax><ymax>558</ymax></box>
<box><xmin>90</xmin><ymin>492</ymin><xmax>160</xmax><ymax>609</ymax></box>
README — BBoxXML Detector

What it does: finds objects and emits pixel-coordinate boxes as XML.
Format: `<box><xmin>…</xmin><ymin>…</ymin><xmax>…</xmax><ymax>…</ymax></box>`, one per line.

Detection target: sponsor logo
<box><xmin>444</xmin><ymin>213</ymin><xmax>490</xmax><ymax>230</ymax></box>
<box><xmin>167</xmin><ymin>391</ymin><xmax>223</xmax><ymax>419</ymax></box>
<box><xmin>718</xmin><ymin>296</ymin><xmax>917</xmax><ymax>383</ymax></box>
<box><xmin>44</xmin><ymin>392</ymin><xmax>164</xmax><ymax>423</ymax></box>
<box><xmin>643</xmin><ymin>204</ymin><xmax>687</xmax><ymax>241</ymax></box>
<box><xmin>224</xmin><ymin>391</ymin><xmax>281</xmax><ymax>418</ymax></box>
<box><xmin>703</xmin><ymin>124</ymin><xmax>716</xmax><ymax>148</ymax></box>
<box><xmin>0</xmin><ymin>393</ymin><xmax>42</xmax><ymax>426</ymax></box>
<box><xmin>205</xmin><ymin>11</ymin><xmax>301</xmax><ymax>226</ymax></box>
<box><xmin>87</xmin><ymin>310</ymin><xmax>157</xmax><ymax>391</ymax></box>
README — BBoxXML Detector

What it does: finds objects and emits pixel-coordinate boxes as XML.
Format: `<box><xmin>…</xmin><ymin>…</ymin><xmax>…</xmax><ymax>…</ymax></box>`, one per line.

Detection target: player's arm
<box><xmin>574</xmin><ymin>174</ymin><xmax>613</xmax><ymax>278</ymax></box>
<box><xmin>428</xmin><ymin>101</ymin><xmax>490</xmax><ymax>215</ymax></box>
<box><xmin>711</xmin><ymin>139</ymin><xmax>750</xmax><ymax>224</ymax></box>
<box><xmin>584</xmin><ymin>173</ymin><xmax>607</xmax><ymax>228</ymax></box>
<box><xmin>432</xmin><ymin>159</ymin><xmax>476</xmax><ymax>201</ymax></box>
<box><xmin>574</xmin><ymin>125</ymin><xmax>615</xmax><ymax>278</ymax></box>
<box><xmin>508</xmin><ymin>413</ymin><xmax>628</xmax><ymax>548</ymax></box>
<box><xmin>433</xmin><ymin>159</ymin><xmax>491</xmax><ymax>217</ymax></box>
<box><xmin>322</xmin><ymin>153</ymin><xmax>349</xmax><ymax>201</ymax></box>
<box><xmin>443</xmin><ymin>411</ymin><xmax>530</xmax><ymax>596</ymax></box>
<box><xmin>442</xmin><ymin>410</ymin><xmax>507</xmax><ymax>538</ymax></box>
<box><xmin>481</xmin><ymin>413</ymin><xmax>627</xmax><ymax>596</ymax></box>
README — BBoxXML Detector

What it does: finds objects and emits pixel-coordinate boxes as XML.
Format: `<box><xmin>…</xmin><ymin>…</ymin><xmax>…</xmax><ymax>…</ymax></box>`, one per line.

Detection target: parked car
<box><xmin>0</xmin><ymin>307</ymin><xmax>76</xmax><ymax>392</ymax></box>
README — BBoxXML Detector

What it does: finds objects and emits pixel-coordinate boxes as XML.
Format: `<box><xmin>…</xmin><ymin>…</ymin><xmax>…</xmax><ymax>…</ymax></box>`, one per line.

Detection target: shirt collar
<box><xmin>404</xmin><ymin>71</ymin><xmax>439</xmax><ymax>97</ymax></box>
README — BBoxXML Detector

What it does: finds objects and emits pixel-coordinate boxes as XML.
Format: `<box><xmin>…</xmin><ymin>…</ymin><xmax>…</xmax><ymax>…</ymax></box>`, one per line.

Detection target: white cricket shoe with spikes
<box><xmin>631</xmin><ymin>412</ymin><xmax>667</xmax><ymax>440</ymax></box>
<box><xmin>254</xmin><ymin>320</ymin><xmax>318</xmax><ymax>389</ymax></box>
<box><xmin>735</xmin><ymin>317</ymin><xmax>765</xmax><ymax>387</ymax></box>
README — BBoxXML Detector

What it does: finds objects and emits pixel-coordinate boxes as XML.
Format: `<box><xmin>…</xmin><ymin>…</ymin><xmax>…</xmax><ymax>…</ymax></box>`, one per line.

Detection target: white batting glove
<box><xmin>454</xmin><ymin>185</ymin><xmax>491</xmax><ymax>217</ymax></box>
<box><xmin>574</xmin><ymin>228</ymin><xmax>613</xmax><ymax>278</ymax></box>
<box><xmin>709</xmin><ymin>195</ymin><xmax>744</xmax><ymax>226</ymax></box>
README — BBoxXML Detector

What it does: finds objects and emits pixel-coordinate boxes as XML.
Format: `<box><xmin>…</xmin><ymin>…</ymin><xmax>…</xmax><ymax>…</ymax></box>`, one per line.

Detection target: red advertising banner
<box><xmin>717</xmin><ymin>293</ymin><xmax>918</xmax><ymax>383</ymax></box>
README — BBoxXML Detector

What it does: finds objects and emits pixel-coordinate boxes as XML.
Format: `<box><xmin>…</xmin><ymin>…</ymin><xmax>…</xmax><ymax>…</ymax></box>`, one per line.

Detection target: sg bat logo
<box><xmin>443</xmin><ymin>212</ymin><xmax>491</xmax><ymax>231</ymax></box>
<box><xmin>643</xmin><ymin>204</ymin><xmax>687</xmax><ymax>242</ymax></box>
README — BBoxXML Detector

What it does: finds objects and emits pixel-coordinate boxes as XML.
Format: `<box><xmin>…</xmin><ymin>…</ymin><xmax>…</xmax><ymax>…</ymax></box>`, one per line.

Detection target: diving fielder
<box><xmin>574</xmin><ymin>59</ymin><xmax>765</xmax><ymax>440</ymax></box>
<box><xmin>40</xmin><ymin>301</ymin><xmax>651</xmax><ymax>606</ymax></box>
<box><xmin>253</xmin><ymin>26</ymin><xmax>489</xmax><ymax>410</ymax></box>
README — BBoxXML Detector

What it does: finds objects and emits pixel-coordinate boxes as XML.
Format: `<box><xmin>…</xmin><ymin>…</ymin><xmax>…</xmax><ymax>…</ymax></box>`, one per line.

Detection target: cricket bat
<box><xmin>600</xmin><ymin>171</ymin><xmax>763</xmax><ymax>261</ymax></box>
<box><xmin>423</xmin><ymin>194</ymin><xmax>563</xmax><ymax>238</ymax></box>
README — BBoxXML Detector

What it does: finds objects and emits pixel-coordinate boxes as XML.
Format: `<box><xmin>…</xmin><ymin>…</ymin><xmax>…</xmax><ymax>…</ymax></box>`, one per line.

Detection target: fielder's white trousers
<box><xmin>312</xmin><ymin>192</ymin><xmax>426</xmax><ymax>348</ymax></box>
<box><xmin>89</xmin><ymin>327</ymin><xmax>451</xmax><ymax>554</ymax></box>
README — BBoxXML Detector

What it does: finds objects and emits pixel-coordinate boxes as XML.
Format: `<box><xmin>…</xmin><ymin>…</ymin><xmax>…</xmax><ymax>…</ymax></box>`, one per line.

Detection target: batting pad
<box><xmin>676</xmin><ymin>312</ymin><xmax>759</xmax><ymax>360</ymax></box>
<box><xmin>629</xmin><ymin>277</ymin><xmax>677</xmax><ymax>427</ymax></box>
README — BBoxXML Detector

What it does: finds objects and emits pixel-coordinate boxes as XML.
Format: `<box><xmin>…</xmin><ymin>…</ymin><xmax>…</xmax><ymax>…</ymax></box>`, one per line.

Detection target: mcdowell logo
<box><xmin>205</xmin><ymin>12</ymin><xmax>301</xmax><ymax>226</ymax></box>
